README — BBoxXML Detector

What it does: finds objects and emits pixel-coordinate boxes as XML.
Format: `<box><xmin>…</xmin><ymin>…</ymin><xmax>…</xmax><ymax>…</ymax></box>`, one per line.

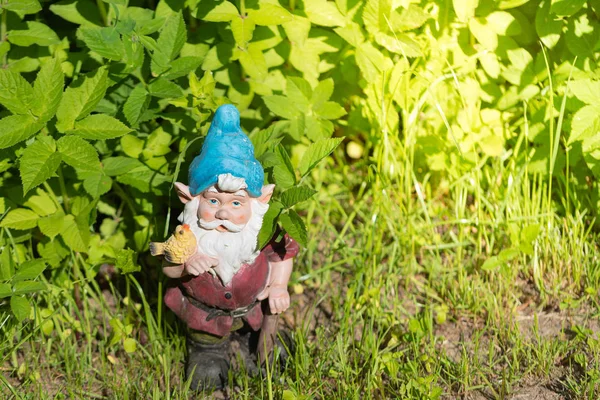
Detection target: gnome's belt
<box><xmin>185</xmin><ymin>294</ymin><xmax>259</xmax><ymax>321</ymax></box>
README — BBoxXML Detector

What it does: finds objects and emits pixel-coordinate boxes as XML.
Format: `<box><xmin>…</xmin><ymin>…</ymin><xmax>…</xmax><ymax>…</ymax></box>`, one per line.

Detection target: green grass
<box><xmin>5</xmin><ymin>142</ymin><xmax>600</xmax><ymax>399</ymax></box>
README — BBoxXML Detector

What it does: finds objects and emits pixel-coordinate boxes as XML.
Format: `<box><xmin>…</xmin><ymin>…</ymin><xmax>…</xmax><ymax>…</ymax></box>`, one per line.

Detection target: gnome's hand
<box><xmin>268</xmin><ymin>286</ymin><xmax>290</xmax><ymax>314</ymax></box>
<box><xmin>185</xmin><ymin>252</ymin><xmax>219</xmax><ymax>276</ymax></box>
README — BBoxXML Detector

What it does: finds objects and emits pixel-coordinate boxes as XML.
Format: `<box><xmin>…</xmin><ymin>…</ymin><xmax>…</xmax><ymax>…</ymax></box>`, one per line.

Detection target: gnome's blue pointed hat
<box><xmin>188</xmin><ymin>104</ymin><xmax>264</xmax><ymax>197</ymax></box>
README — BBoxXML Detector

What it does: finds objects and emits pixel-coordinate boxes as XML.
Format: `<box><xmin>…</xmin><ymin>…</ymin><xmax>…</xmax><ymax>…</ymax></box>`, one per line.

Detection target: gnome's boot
<box><xmin>186</xmin><ymin>332</ymin><xmax>230</xmax><ymax>391</ymax></box>
<box><xmin>230</xmin><ymin>328</ymin><xmax>294</xmax><ymax>377</ymax></box>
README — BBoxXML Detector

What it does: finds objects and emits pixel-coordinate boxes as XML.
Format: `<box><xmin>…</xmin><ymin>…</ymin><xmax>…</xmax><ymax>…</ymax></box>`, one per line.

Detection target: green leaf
<box><xmin>569</xmin><ymin>105</ymin><xmax>600</xmax><ymax>144</ymax></box>
<box><xmin>122</xmin><ymin>34</ymin><xmax>145</xmax><ymax>71</ymax></box>
<box><xmin>299</xmin><ymin>137</ymin><xmax>343</xmax><ymax>177</ymax></box>
<box><xmin>14</xmin><ymin>259</ymin><xmax>46</xmax><ymax>282</ymax></box>
<box><xmin>569</xmin><ymin>80</ymin><xmax>600</xmax><ymax>105</ymax></box>
<box><xmin>115</xmin><ymin>248</ymin><xmax>140</xmax><ymax>274</ymax></box>
<box><xmin>23</xmin><ymin>188</ymin><xmax>57</xmax><ymax>216</ymax></box>
<box><xmin>263</xmin><ymin>95</ymin><xmax>299</xmax><ymax>119</ymax></box>
<box><xmin>102</xmin><ymin>156</ymin><xmax>144</xmax><ymax>176</ymax></box>
<box><xmin>375</xmin><ymin>32</ymin><xmax>421</xmax><ymax>57</ymax></box>
<box><xmin>565</xmin><ymin>12</ymin><xmax>600</xmax><ymax>57</ymax></box>
<box><xmin>280</xmin><ymin>186</ymin><xmax>317</xmax><ymax>208</ymax></box>
<box><xmin>161</xmin><ymin>56</ymin><xmax>203</xmax><ymax>80</ymax></box>
<box><xmin>38</xmin><ymin>211</ymin><xmax>66</xmax><ymax>239</ymax></box>
<box><xmin>334</xmin><ymin>23</ymin><xmax>365</xmax><ymax>47</ymax></box>
<box><xmin>197</xmin><ymin>0</ymin><xmax>238</xmax><ymax>22</ymax></box>
<box><xmin>3</xmin><ymin>0</ymin><xmax>41</xmax><ymax>14</ymax></box>
<box><xmin>363</xmin><ymin>0</ymin><xmax>392</xmax><ymax>35</ymax></box>
<box><xmin>121</xmin><ymin>135</ymin><xmax>144</xmax><ymax>158</ymax></box>
<box><xmin>80</xmin><ymin>27</ymin><xmax>124</xmax><ymax>60</ymax></box>
<box><xmin>306</xmin><ymin>116</ymin><xmax>333</xmax><ymax>141</ymax></box>
<box><xmin>257</xmin><ymin>200</ymin><xmax>283</xmax><ymax>249</ymax></box>
<box><xmin>0</xmin><ymin>208</ymin><xmax>39</xmax><ymax>230</ymax></box>
<box><xmin>123</xmin><ymin>337</ymin><xmax>137</xmax><ymax>353</ymax></box>
<box><xmin>355</xmin><ymin>42</ymin><xmax>391</xmax><ymax>81</ymax></box>
<box><xmin>304</xmin><ymin>0</ymin><xmax>345</xmax><ymax>27</ymax></box>
<box><xmin>31</xmin><ymin>58</ymin><xmax>64</xmax><ymax>123</ymax></box>
<box><xmin>56</xmin><ymin>67</ymin><xmax>109</xmax><ymax>132</ymax></box>
<box><xmin>145</xmin><ymin>128</ymin><xmax>171</xmax><ymax>156</ymax></box>
<box><xmin>273</xmin><ymin>145</ymin><xmax>296</xmax><ymax>189</ymax></box>
<box><xmin>238</xmin><ymin>43</ymin><xmax>267</xmax><ymax>80</ymax></box>
<box><xmin>0</xmin><ymin>69</ymin><xmax>35</xmax><ymax>115</ymax></box>
<box><xmin>536</xmin><ymin>0</ymin><xmax>563</xmax><ymax>49</ymax></box>
<box><xmin>453</xmin><ymin>0</ymin><xmax>479</xmax><ymax>22</ymax></box>
<box><xmin>13</xmin><ymin>280</ymin><xmax>46</xmax><ymax>295</ymax></box>
<box><xmin>498</xmin><ymin>248</ymin><xmax>520</xmax><ymax>262</ymax></box>
<box><xmin>289</xmin><ymin>114</ymin><xmax>306</xmax><ymax>141</ymax></box>
<box><xmin>479</xmin><ymin>52</ymin><xmax>500</xmax><ymax>78</ymax></box>
<box><xmin>314</xmin><ymin>101</ymin><xmax>346</xmax><ymax>119</ymax></box>
<box><xmin>20</xmin><ymin>136</ymin><xmax>62</xmax><ymax>194</ymax></box>
<box><xmin>116</xmin><ymin>165</ymin><xmax>170</xmax><ymax>194</ymax></box>
<box><xmin>286</xmin><ymin>77</ymin><xmax>312</xmax><ymax>110</ymax></box>
<box><xmin>0</xmin><ymin>114</ymin><xmax>43</xmax><ymax>149</ymax></box>
<box><xmin>248</xmin><ymin>4</ymin><xmax>292</xmax><ymax>25</ymax></box>
<box><xmin>190</xmin><ymin>70</ymin><xmax>216</xmax><ymax>98</ymax></box>
<box><xmin>469</xmin><ymin>18</ymin><xmax>498</xmax><ymax>50</ymax></box>
<box><xmin>231</xmin><ymin>15</ymin><xmax>255</xmax><ymax>47</ymax></box>
<box><xmin>37</xmin><ymin>238</ymin><xmax>69</xmax><ymax>267</ymax></box>
<box><xmin>57</xmin><ymin>136</ymin><xmax>100</xmax><ymax>171</ymax></box>
<box><xmin>311</xmin><ymin>78</ymin><xmax>334</xmax><ymax>109</ymax></box>
<box><xmin>391</xmin><ymin>5</ymin><xmax>431</xmax><ymax>32</ymax></box>
<box><xmin>148</xmin><ymin>78</ymin><xmax>184</xmax><ymax>98</ymax></box>
<box><xmin>551</xmin><ymin>0</ymin><xmax>585</xmax><ymax>16</ymax></box>
<box><xmin>201</xmin><ymin>43</ymin><xmax>234</xmax><ymax>71</ymax></box>
<box><xmin>481</xmin><ymin>256</ymin><xmax>500</xmax><ymax>271</ymax></box>
<box><xmin>0</xmin><ymin>283</ymin><xmax>11</xmax><ymax>299</ymax></box>
<box><xmin>519</xmin><ymin>224</ymin><xmax>540</xmax><ymax>255</ymax></box>
<box><xmin>60</xmin><ymin>214</ymin><xmax>90</xmax><ymax>253</ymax></box>
<box><xmin>11</xmin><ymin>296</ymin><xmax>30</xmax><ymax>322</ymax></box>
<box><xmin>123</xmin><ymin>85</ymin><xmax>150</xmax><ymax>127</ymax></box>
<box><xmin>50</xmin><ymin>0</ymin><xmax>103</xmax><ymax>26</ymax></box>
<box><xmin>280</xmin><ymin>210</ymin><xmax>307</xmax><ymax>247</ymax></box>
<box><xmin>0</xmin><ymin>246</ymin><xmax>14</xmax><ymax>280</ymax></box>
<box><xmin>83</xmin><ymin>171</ymin><xmax>112</xmax><ymax>198</ymax></box>
<box><xmin>70</xmin><ymin>114</ymin><xmax>133</xmax><ymax>140</ymax></box>
<box><xmin>497</xmin><ymin>0</ymin><xmax>529</xmax><ymax>8</ymax></box>
<box><xmin>152</xmin><ymin>12</ymin><xmax>187</xmax><ymax>75</ymax></box>
<box><xmin>7</xmin><ymin>21</ymin><xmax>60</xmax><ymax>46</ymax></box>
<box><xmin>485</xmin><ymin>11</ymin><xmax>521</xmax><ymax>36</ymax></box>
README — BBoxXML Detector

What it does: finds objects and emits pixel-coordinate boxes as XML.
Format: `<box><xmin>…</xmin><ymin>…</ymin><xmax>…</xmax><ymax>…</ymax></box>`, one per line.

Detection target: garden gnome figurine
<box><xmin>161</xmin><ymin>104</ymin><xmax>298</xmax><ymax>390</ymax></box>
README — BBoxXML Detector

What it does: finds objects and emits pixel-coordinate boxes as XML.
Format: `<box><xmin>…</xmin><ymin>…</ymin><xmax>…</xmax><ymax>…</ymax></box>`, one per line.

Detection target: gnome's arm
<box><xmin>162</xmin><ymin>252</ymin><xmax>219</xmax><ymax>278</ymax></box>
<box><xmin>266</xmin><ymin>258</ymin><xmax>293</xmax><ymax>314</ymax></box>
<box><xmin>257</xmin><ymin>234</ymin><xmax>299</xmax><ymax>314</ymax></box>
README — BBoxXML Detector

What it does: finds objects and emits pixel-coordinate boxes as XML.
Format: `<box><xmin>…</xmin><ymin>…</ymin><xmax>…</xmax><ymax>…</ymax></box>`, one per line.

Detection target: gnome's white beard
<box><xmin>178</xmin><ymin>197</ymin><xmax>269</xmax><ymax>285</ymax></box>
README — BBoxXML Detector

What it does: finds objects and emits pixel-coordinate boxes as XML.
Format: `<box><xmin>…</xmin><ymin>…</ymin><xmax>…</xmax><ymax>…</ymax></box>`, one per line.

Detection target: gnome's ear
<box><xmin>175</xmin><ymin>182</ymin><xmax>194</xmax><ymax>204</ymax></box>
<box><xmin>258</xmin><ymin>184</ymin><xmax>275</xmax><ymax>204</ymax></box>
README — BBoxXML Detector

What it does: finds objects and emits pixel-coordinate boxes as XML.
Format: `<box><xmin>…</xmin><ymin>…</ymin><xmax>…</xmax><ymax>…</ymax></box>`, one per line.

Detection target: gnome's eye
<box><xmin>232</xmin><ymin>201</ymin><xmax>241</xmax><ymax>207</ymax></box>
<box><xmin>209</xmin><ymin>199</ymin><xmax>219</xmax><ymax>205</ymax></box>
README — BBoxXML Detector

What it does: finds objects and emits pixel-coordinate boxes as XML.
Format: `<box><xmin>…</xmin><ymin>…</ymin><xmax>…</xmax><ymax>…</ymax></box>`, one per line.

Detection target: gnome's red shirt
<box><xmin>164</xmin><ymin>234</ymin><xmax>299</xmax><ymax>337</ymax></box>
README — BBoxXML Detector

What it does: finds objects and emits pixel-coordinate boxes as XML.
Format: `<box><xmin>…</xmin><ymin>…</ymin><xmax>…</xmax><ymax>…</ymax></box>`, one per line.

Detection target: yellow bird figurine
<box><xmin>149</xmin><ymin>224</ymin><xmax>197</xmax><ymax>264</ymax></box>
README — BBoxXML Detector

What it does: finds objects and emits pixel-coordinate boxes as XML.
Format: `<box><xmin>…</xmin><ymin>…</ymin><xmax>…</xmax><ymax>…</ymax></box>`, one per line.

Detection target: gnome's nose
<box><xmin>215</xmin><ymin>208</ymin><xmax>230</xmax><ymax>220</ymax></box>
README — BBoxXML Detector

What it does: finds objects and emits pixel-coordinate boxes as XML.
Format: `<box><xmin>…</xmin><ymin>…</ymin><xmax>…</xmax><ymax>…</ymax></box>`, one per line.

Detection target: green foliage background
<box><xmin>1</xmin><ymin>0</ymin><xmax>600</xmax><ymax>396</ymax></box>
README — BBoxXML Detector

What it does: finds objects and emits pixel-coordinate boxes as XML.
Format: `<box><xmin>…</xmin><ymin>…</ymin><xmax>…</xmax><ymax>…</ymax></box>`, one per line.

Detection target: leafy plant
<box><xmin>0</xmin><ymin>0</ymin><xmax>347</xmax><ymax>325</ymax></box>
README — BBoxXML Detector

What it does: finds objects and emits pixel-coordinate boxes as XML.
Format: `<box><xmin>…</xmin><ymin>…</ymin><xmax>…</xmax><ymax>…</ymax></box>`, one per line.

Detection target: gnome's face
<box><xmin>198</xmin><ymin>188</ymin><xmax>253</xmax><ymax>233</ymax></box>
